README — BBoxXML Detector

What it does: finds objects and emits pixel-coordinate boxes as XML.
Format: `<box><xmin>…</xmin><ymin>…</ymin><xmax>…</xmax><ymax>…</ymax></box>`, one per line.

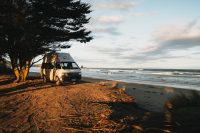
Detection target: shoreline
<box><xmin>28</xmin><ymin>72</ymin><xmax>200</xmax><ymax>112</ymax></box>
<box><xmin>82</xmin><ymin>77</ymin><xmax>200</xmax><ymax>112</ymax></box>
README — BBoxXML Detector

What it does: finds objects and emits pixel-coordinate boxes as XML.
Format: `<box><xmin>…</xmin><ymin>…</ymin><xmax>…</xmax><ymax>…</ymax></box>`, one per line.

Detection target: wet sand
<box><xmin>83</xmin><ymin>77</ymin><xmax>200</xmax><ymax>112</ymax></box>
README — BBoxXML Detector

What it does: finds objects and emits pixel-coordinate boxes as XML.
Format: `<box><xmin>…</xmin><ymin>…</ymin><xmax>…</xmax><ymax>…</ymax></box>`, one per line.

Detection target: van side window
<box><xmin>48</xmin><ymin>63</ymin><xmax>54</xmax><ymax>69</ymax></box>
<box><xmin>72</xmin><ymin>63</ymin><xmax>79</xmax><ymax>69</ymax></box>
<box><xmin>56</xmin><ymin>63</ymin><xmax>61</xmax><ymax>69</ymax></box>
<box><xmin>41</xmin><ymin>63</ymin><xmax>54</xmax><ymax>69</ymax></box>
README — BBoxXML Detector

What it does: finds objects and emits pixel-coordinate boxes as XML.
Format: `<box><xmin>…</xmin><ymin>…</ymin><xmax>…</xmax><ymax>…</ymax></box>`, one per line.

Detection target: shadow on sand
<box><xmin>91</xmin><ymin>101</ymin><xmax>165</xmax><ymax>132</ymax></box>
<box><xmin>0</xmin><ymin>76</ymin><xmax>88</xmax><ymax>97</ymax></box>
<box><xmin>0</xmin><ymin>76</ymin><xmax>53</xmax><ymax>96</ymax></box>
<box><xmin>0</xmin><ymin>78</ymin><xmax>15</xmax><ymax>86</ymax></box>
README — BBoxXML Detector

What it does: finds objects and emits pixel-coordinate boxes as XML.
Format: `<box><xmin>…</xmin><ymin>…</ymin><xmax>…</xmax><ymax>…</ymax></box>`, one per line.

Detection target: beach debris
<box><xmin>132</xmin><ymin>125</ymin><xmax>143</xmax><ymax>133</ymax></box>
<box><xmin>98</xmin><ymin>81</ymin><xmax>119</xmax><ymax>88</ymax></box>
<box><xmin>98</xmin><ymin>81</ymin><xmax>109</xmax><ymax>86</ymax></box>
<box><xmin>111</xmin><ymin>81</ymin><xmax>119</xmax><ymax>88</ymax></box>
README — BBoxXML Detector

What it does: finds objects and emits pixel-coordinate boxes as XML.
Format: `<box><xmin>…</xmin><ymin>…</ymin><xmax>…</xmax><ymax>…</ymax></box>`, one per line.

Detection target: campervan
<box><xmin>40</xmin><ymin>52</ymin><xmax>81</xmax><ymax>85</ymax></box>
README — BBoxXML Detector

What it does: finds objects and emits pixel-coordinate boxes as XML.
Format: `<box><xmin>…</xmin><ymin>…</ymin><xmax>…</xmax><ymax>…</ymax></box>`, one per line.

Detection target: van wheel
<box><xmin>43</xmin><ymin>75</ymin><xmax>47</xmax><ymax>83</ymax></box>
<box><xmin>55</xmin><ymin>77</ymin><xmax>61</xmax><ymax>85</ymax></box>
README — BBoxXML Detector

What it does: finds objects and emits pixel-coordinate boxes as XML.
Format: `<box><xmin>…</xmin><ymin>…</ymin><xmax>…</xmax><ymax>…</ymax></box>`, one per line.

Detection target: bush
<box><xmin>0</xmin><ymin>60</ymin><xmax>12</xmax><ymax>74</ymax></box>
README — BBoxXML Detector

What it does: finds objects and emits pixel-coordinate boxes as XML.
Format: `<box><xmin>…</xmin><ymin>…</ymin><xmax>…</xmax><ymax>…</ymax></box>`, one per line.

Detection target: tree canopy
<box><xmin>0</xmin><ymin>0</ymin><xmax>92</xmax><ymax>82</ymax></box>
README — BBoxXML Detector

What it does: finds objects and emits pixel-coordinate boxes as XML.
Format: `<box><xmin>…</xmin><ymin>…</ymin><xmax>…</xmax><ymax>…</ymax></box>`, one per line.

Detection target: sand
<box><xmin>1</xmin><ymin>75</ymin><xmax>161</xmax><ymax>133</ymax></box>
<box><xmin>2</xmin><ymin>74</ymin><xmax>198</xmax><ymax>132</ymax></box>
<box><xmin>83</xmin><ymin>77</ymin><xmax>200</xmax><ymax>112</ymax></box>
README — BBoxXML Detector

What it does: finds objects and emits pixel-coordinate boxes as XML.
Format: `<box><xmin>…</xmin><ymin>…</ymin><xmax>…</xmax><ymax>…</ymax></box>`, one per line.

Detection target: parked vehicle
<box><xmin>40</xmin><ymin>52</ymin><xmax>81</xmax><ymax>85</ymax></box>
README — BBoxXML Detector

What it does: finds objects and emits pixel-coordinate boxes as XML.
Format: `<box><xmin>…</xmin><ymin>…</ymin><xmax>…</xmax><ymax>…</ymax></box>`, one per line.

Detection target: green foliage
<box><xmin>0</xmin><ymin>0</ymin><xmax>92</xmax><ymax>60</ymax></box>
<box><xmin>0</xmin><ymin>0</ymin><xmax>92</xmax><ymax>80</ymax></box>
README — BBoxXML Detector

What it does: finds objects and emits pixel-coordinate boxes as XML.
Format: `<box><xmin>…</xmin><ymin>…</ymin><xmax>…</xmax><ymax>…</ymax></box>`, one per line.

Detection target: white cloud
<box><xmin>153</xmin><ymin>20</ymin><xmax>200</xmax><ymax>42</ymax></box>
<box><xmin>94</xmin><ymin>16</ymin><xmax>124</xmax><ymax>25</ymax></box>
<box><xmin>91</xmin><ymin>27</ymin><xmax>121</xmax><ymax>35</ymax></box>
<box><xmin>122</xmin><ymin>20</ymin><xmax>200</xmax><ymax>62</ymax></box>
<box><xmin>131</xmin><ymin>12</ymin><xmax>146</xmax><ymax>17</ymax></box>
<box><xmin>95</xmin><ymin>0</ymin><xmax>135</xmax><ymax>10</ymax></box>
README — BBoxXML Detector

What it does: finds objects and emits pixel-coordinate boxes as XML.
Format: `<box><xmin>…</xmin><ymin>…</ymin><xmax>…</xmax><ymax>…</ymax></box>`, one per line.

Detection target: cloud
<box><xmin>76</xmin><ymin>58</ymin><xmax>105</xmax><ymax>63</ymax></box>
<box><xmin>94</xmin><ymin>16</ymin><xmax>124</xmax><ymax>25</ymax></box>
<box><xmin>91</xmin><ymin>27</ymin><xmax>121</xmax><ymax>35</ymax></box>
<box><xmin>191</xmin><ymin>51</ymin><xmax>200</xmax><ymax>55</ymax></box>
<box><xmin>91</xmin><ymin>46</ymin><xmax>134</xmax><ymax>59</ymax></box>
<box><xmin>130</xmin><ymin>12</ymin><xmax>146</xmax><ymax>17</ymax></box>
<box><xmin>152</xmin><ymin>20</ymin><xmax>200</xmax><ymax>52</ymax></box>
<box><xmin>122</xmin><ymin>20</ymin><xmax>200</xmax><ymax>62</ymax></box>
<box><xmin>95</xmin><ymin>0</ymin><xmax>135</xmax><ymax>10</ymax></box>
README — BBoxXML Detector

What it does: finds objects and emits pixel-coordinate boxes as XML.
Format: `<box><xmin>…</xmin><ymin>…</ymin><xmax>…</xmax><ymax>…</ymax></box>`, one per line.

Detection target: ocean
<box><xmin>30</xmin><ymin>67</ymin><xmax>200</xmax><ymax>90</ymax></box>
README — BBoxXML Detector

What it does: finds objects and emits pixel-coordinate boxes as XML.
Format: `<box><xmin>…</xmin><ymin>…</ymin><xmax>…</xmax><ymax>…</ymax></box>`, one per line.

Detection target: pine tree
<box><xmin>0</xmin><ymin>0</ymin><xmax>92</xmax><ymax>82</ymax></box>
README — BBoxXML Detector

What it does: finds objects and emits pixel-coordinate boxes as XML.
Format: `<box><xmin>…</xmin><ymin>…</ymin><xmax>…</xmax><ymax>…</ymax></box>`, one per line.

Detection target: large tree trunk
<box><xmin>19</xmin><ymin>60</ymin><xmax>30</xmax><ymax>82</ymax></box>
<box><xmin>10</xmin><ymin>54</ymin><xmax>20</xmax><ymax>82</ymax></box>
<box><xmin>9</xmin><ymin>54</ymin><xmax>31</xmax><ymax>82</ymax></box>
<box><xmin>13</xmin><ymin>67</ymin><xmax>20</xmax><ymax>82</ymax></box>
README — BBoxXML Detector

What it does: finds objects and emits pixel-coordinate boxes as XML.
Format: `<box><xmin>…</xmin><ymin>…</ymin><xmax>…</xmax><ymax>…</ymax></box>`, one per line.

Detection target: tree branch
<box><xmin>29</xmin><ymin>57</ymin><xmax>44</xmax><ymax>68</ymax></box>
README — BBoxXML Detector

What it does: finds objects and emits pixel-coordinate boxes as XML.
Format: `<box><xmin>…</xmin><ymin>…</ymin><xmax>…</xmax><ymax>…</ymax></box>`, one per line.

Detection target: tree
<box><xmin>0</xmin><ymin>0</ymin><xmax>92</xmax><ymax>82</ymax></box>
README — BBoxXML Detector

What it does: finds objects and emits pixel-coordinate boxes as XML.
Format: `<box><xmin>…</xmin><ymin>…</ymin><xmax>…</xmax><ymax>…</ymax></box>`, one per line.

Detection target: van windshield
<box><xmin>56</xmin><ymin>62</ymin><xmax>80</xmax><ymax>69</ymax></box>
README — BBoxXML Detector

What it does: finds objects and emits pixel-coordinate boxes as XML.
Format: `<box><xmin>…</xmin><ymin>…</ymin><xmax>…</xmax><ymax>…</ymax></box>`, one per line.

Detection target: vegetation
<box><xmin>0</xmin><ymin>58</ymin><xmax>12</xmax><ymax>74</ymax></box>
<box><xmin>0</xmin><ymin>0</ymin><xmax>92</xmax><ymax>82</ymax></box>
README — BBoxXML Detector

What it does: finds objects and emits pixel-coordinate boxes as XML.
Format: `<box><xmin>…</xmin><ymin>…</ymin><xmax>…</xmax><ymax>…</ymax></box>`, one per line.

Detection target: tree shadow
<box><xmin>93</xmin><ymin>101</ymin><xmax>164</xmax><ymax>132</ymax></box>
<box><xmin>108</xmin><ymin>102</ymin><xmax>142</xmax><ymax>120</ymax></box>
<box><xmin>0</xmin><ymin>77</ymin><xmax>89</xmax><ymax>97</ymax></box>
<box><xmin>92</xmin><ymin>101</ymin><xmax>143</xmax><ymax>130</ymax></box>
<box><xmin>0</xmin><ymin>78</ymin><xmax>15</xmax><ymax>86</ymax></box>
<box><xmin>0</xmin><ymin>80</ymin><xmax>55</xmax><ymax>97</ymax></box>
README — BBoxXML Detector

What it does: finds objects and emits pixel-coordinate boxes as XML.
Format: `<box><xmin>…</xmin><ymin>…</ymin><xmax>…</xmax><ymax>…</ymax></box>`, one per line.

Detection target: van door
<box><xmin>49</xmin><ymin>63</ymin><xmax>55</xmax><ymax>81</ymax></box>
<box><xmin>44</xmin><ymin>63</ymin><xmax>54</xmax><ymax>80</ymax></box>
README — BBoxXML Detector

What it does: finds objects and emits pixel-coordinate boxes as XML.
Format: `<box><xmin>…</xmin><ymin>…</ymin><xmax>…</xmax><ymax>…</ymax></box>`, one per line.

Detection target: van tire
<box><xmin>55</xmin><ymin>77</ymin><xmax>61</xmax><ymax>85</ymax></box>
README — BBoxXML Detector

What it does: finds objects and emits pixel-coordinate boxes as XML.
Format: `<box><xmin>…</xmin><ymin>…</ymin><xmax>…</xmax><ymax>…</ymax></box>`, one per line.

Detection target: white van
<box><xmin>40</xmin><ymin>52</ymin><xmax>81</xmax><ymax>85</ymax></box>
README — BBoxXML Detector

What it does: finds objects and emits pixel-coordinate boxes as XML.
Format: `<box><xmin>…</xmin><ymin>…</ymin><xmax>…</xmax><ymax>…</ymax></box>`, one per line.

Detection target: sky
<box><xmin>63</xmin><ymin>0</ymin><xmax>200</xmax><ymax>69</ymax></box>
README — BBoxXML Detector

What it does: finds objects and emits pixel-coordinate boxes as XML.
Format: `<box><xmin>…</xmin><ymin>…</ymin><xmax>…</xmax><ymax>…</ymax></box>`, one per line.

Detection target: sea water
<box><xmin>30</xmin><ymin>67</ymin><xmax>200</xmax><ymax>90</ymax></box>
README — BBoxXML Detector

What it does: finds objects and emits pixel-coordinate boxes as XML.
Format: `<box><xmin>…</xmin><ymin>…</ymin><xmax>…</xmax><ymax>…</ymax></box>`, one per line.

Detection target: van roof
<box><xmin>57</xmin><ymin>53</ymin><xmax>74</xmax><ymax>62</ymax></box>
<box><xmin>44</xmin><ymin>52</ymin><xmax>75</xmax><ymax>62</ymax></box>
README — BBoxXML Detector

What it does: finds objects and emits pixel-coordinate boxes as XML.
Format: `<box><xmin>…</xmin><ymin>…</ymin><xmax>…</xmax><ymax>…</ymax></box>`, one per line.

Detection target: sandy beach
<box><xmin>1</xmin><ymin>74</ymin><xmax>200</xmax><ymax>132</ymax></box>
<box><xmin>0</xmin><ymin>74</ymin><xmax>165</xmax><ymax>132</ymax></box>
<box><xmin>82</xmin><ymin>77</ymin><xmax>200</xmax><ymax>112</ymax></box>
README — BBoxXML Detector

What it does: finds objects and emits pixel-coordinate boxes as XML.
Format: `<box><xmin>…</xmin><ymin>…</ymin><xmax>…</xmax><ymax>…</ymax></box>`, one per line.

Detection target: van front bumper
<box><xmin>61</xmin><ymin>73</ymin><xmax>81</xmax><ymax>82</ymax></box>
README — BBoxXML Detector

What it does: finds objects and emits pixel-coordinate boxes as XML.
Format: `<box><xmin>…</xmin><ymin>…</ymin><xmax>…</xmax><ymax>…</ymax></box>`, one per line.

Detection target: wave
<box><xmin>30</xmin><ymin>67</ymin><xmax>200</xmax><ymax>90</ymax></box>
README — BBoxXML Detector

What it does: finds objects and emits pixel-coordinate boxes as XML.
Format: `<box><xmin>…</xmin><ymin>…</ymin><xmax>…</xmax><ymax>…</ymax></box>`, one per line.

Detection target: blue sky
<box><xmin>63</xmin><ymin>0</ymin><xmax>200</xmax><ymax>69</ymax></box>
